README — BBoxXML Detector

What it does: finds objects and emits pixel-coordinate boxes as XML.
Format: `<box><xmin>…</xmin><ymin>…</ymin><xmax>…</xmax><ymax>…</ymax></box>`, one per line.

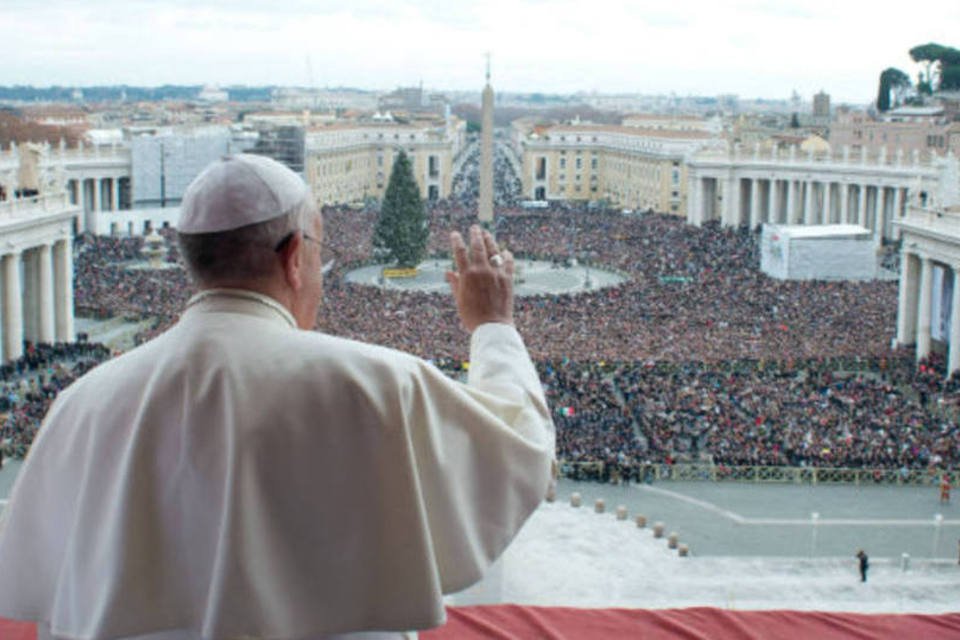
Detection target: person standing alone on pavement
<box><xmin>856</xmin><ymin>549</ymin><xmax>869</xmax><ymax>583</ymax></box>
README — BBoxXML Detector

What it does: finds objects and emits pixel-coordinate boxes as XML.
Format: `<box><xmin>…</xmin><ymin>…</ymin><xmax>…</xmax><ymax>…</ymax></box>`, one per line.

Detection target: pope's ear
<box><xmin>278</xmin><ymin>232</ymin><xmax>304</xmax><ymax>290</ymax></box>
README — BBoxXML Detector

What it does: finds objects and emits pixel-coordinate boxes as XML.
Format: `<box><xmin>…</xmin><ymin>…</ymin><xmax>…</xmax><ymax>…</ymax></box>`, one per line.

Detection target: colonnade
<box><xmin>0</xmin><ymin>239</ymin><xmax>74</xmax><ymax>361</ymax></box>
<box><xmin>66</xmin><ymin>176</ymin><xmax>131</xmax><ymax>234</ymax></box>
<box><xmin>896</xmin><ymin>250</ymin><xmax>960</xmax><ymax>375</ymax></box>
<box><xmin>688</xmin><ymin>174</ymin><xmax>910</xmax><ymax>243</ymax></box>
<box><xmin>686</xmin><ymin>147</ymin><xmax>942</xmax><ymax>245</ymax></box>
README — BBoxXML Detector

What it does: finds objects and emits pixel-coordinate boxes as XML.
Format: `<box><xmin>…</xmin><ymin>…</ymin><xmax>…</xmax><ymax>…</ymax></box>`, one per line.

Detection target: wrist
<box><xmin>466</xmin><ymin>315</ymin><xmax>514</xmax><ymax>332</ymax></box>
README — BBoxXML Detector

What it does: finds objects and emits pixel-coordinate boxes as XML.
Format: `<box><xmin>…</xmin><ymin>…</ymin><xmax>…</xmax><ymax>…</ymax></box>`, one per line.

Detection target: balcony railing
<box><xmin>0</xmin><ymin>192</ymin><xmax>72</xmax><ymax>217</ymax></box>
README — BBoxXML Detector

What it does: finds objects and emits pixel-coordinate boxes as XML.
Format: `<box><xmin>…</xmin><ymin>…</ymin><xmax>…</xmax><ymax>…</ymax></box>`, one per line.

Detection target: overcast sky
<box><xmin>3</xmin><ymin>0</ymin><xmax>958</xmax><ymax>103</ymax></box>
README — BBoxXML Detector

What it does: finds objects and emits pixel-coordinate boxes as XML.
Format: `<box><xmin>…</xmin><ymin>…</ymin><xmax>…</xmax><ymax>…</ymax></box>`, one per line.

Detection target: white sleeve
<box><xmin>404</xmin><ymin>323</ymin><xmax>555</xmax><ymax>594</ymax></box>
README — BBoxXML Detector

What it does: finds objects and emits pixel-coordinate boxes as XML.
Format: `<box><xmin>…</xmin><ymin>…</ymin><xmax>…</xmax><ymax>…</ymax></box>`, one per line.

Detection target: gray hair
<box><xmin>177</xmin><ymin>198</ymin><xmax>316</xmax><ymax>285</ymax></box>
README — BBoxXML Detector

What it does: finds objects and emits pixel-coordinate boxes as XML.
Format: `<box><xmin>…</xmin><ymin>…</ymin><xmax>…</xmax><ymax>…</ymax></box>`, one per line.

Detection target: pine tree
<box><xmin>373</xmin><ymin>151</ymin><xmax>428</xmax><ymax>269</ymax></box>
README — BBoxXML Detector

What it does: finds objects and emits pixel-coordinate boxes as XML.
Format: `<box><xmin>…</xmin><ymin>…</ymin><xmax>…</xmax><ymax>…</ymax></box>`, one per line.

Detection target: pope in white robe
<box><xmin>0</xmin><ymin>155</ymin><xmax>555</xmax><ymax>640</ymax></box>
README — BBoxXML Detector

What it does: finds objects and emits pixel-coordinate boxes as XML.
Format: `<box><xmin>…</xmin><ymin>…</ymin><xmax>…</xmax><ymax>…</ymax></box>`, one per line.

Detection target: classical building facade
<box><xmin>895</xmin><ymin>203</ymin><xmax>960</xmax><ymax>376</ymax></box>
<box><xmin>514</xmin><ymin>123</ymin><xmax>716</xmax><ymax>213</ymax></box>
<box><xmin>0</xmin><ymin>193</ymin><xmax>77</xmax><ymax>361</ymax></box>
<box><xmin>830</xmin><ymin>106</ymin><xmax>960</xmax><ymax>158</ymax></box>
<box><xmin>2</xmin><ymin>117</ymin><xmax>467</xmax><ymax>232</ymax></box>
<box><xmin>0</xmin><ymin>140</ymin><xmax>131</xmax><ymax>235</ymax></box>
<box><xmin>305</xmin><ymin>118</ymin><xmax>466</xmax><ymax>206</ymax></box>
<box><xmin>686</xmin><ymin>145</ymin><xmax>945</xmax><ymax>244</ymax></box>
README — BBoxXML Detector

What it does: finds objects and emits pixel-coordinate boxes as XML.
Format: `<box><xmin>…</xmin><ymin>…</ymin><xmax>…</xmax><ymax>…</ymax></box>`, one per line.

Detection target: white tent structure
<box><xmin>760</xmin><ymin>224</ymin><xmax>876</xmax><ymax>281</ymax></box>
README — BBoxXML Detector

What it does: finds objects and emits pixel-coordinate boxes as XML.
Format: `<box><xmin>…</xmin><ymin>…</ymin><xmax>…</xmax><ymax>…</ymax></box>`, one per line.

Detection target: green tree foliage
<box><xmin>909</xmin><ymin>42</ymin><xmax>960</xmax><ymax>93</ymax></box>
<box><xmin>876</xmin><ymin>68</ymin><xmax>911</xmax><ymax>111</ymax></box>
<box><xmin>373</xmin><ymin>150</ymin><xmax>428</xmax><ymax>268</ymax></box>
<box><xmin>941</xmin><ymin>47</ymin><xmax>960</xmax><ymax>90</ymax></box>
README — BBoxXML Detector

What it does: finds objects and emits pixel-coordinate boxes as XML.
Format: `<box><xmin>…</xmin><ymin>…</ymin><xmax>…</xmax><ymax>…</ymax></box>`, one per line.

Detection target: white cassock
<box><xmin>0</xmin><ymin>290</ymin><xmax>555</xmax><ymax>640</ymax></box>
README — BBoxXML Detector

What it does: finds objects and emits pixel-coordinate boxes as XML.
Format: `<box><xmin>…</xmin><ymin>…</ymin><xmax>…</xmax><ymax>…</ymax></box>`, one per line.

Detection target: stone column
<box><xmin>39</xmin><ymin>243</ymin><xmax>55</xmax><ymax>343</ymax></box>
<box><xmin>762</xmin><ymin>180</ymin><xmax>770</xmax><ymax>224</ymax></box>
<box><xmin>749</xmin><ymin>178</ymin><xmax>761</xmax><ymax>229</ymax></box>
<box><xmin>687</xmin><ymin>174</ymin><xmax>701</xmax><ymax>226</ymax></box>
<box><xmin>802</xmin><ymin>181</ymin><xmax>813</xmax><ymax>224</ymax></box>
<box><xmin>786</xmin><ymin>179</ymin><xmax>796</xmax><ymax>224</ymax></box>
<box><xmin>840</xmin><ymin>183</ymin><xmax>849</xmax><ymax>224</ymax></box>
<box><xmin>103</xmin><ymin>178</ymin><xmax>117</xmax><ymax>211</ymax></box>
<box><xmin>93</xmin><ymin>178</ymin><xmax>102</xmax><ymax>212</ymax></box>
<box><xmin>916</xmin><ymin>256</ymin><xmax>934</xmax><ymax>362</ymax></box>
<box><xmin>874</xmin><ymin>187</ymin><xmax>886</xmax><ymax>246</ymax></box>
<box><xmin>3</xmin><ymin>252</ymin><xmax>23</xmax><ymax>361</ymax></box>
<box><xmin>54</xmin><ymin>239</ymin><xmax>74</xmax><ymax>342</ymax></box>
<box><xmin>856</xmin><ymin>184</ymin><xmax>867</xmax><ymax>227</ymax></box>
<box><xmin>707</xmin><ymin>177</ymin><xmax>716</xmax><ymax>223</ymax></box>
<box><xmin>949</xmin><ymin>265</ymin><xmax>960</xmax><ymax>377</ymax></box>
<box><xmin>892</xmin><ymin>187</ymin><xmax>904</xmax><ymax>240</ymax></box>
<box><xmin>82</xmin><ymin>178</ymin><xmax>91</xmax><ymax>213</ymax></box>
<box><xmin>824</xmin><ymin>182</ymin><xmax>834</xmax><ymax>223</ymax></box>
<box><xmin>722</xmin><ymin>175</ymin><xmax>737</xmax><ymax>227</ymax></box>
<box><xmin>83</xmin><ymin>178</ymin><xmax>96</xmax><ymax>234</ymax></box>
<box><xmin>21</xmin><ymin>250</ymin><xmax>39</xmax><ymax>343</ymax></box>
<box><xmin>115</xmin><ymin>177</ymin><xmax>123</xmax><ymax>211</ymax></box>
<box><xmin>772</xmin><ymin>180</ymin><xmax>780</xmax><ymax>222</ymax></box>
<box><xmin>697</xmin><ymin>175</ymin><xmax>707</xmax><ymax>226</ymax></box>
<box><xmin>897</xmin><ymin>252</ymin><xmax>919</xmax><ymax>346</ymax></box>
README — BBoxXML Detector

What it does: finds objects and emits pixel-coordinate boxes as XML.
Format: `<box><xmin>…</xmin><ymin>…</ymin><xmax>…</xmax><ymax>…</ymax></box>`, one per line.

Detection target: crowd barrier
<box><xmin>559</xmin><ymin>461</ymin><xmax>958</xmax><ymax>487</ymax></box>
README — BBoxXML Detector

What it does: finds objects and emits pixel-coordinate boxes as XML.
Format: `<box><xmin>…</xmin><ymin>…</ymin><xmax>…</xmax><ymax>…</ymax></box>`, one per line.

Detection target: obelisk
<box><xmin>478</xmin><ymin>55</ymin><xmax>494</xmax><ymax>222</ymax></box>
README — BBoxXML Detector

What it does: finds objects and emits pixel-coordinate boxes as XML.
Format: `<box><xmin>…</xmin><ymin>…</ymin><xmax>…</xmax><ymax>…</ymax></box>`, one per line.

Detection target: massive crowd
<box><xmin>448</xmin><ymin>138</ymin><xmax>523</xmax><ymax>210</ymax></box>
<box><xmin>0</xmin><ymin>342</ymin><xmax>111</xmax><ymax>459</ymax></box>
<box><xmin>3</xmin><ymin>194</ymin><xmax>959</xmax><ymax>477</ymax></box>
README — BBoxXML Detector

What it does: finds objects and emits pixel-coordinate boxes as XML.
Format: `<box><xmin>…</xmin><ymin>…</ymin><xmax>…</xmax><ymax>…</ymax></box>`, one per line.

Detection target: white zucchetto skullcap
<box><xmin>178</xmin><ymin>154</ymin><xmax>310</xmax><ymax>234</ymax></box>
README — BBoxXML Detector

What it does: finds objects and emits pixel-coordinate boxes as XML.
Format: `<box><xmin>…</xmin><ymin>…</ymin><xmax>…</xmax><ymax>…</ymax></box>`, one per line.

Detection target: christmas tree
<box><xmin>373</xmin><ymin>151</ymin><xmax>428</xmax><ymax>269</ymax></box>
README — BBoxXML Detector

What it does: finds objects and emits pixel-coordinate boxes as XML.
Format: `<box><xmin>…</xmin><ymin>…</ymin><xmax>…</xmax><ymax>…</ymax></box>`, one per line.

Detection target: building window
<box><xmin>576</xmin><ymin>158</ymin><xmax>582</xmax><ymax>169</ymax></box>
<box><xmin>536</xmin><ymin>157</ymin><xmax>547</xmax><ymax>180</ymax></box>
<box><xmin>591</xmin><ymin>157</ymin><xmax>598</xmax><ymax>169</ymax></box>
<box><xmin>560</xmin><ymin>158</ymin><xmax>566</xmax><ymax>169</ymax></box>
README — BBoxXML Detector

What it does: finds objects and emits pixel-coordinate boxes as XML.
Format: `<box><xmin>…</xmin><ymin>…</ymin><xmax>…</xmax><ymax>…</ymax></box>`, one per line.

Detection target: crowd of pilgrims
<box><xmin>449</xmin><ymin>139</ymin><xmax>524</xmax><ymax>210</ymax></box>
<box><xmin>0</xmin><ymin>342</ymin><xmax>111</xmax><ymax>459</ymax></box>
<box><xmin>3</xmin><ymin>202</ymin><xmax>960</xmax><ymax>478</ymax></box>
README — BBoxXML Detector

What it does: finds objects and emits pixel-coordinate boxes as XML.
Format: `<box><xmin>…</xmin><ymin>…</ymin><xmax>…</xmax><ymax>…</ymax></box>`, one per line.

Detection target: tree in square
<box><xmin>373</xmin><ymin>150</ymin><xmax>428</xmax><ymax>269</ymax></box>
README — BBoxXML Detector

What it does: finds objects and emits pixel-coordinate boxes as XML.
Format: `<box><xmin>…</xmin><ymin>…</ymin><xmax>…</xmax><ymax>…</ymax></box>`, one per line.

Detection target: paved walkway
<box><xmin>344</xmin><ymin>259</ymin><xmax>626</xmax><ymax>296</ymax></box>
<box><xmin>75</xmin><ymin>316</ymin><xmax>156</xmax><ymax>352</ymax></box>
<box><xmin>558</xmin><ymin>478</ymin><xmax>960</xmax><ymax>560</ymax></box>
